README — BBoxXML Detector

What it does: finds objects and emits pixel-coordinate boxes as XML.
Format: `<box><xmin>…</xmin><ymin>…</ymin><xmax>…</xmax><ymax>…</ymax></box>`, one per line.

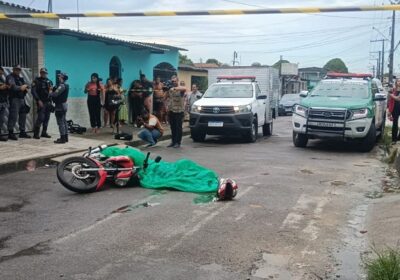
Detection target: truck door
<box><xmin>255</xmin><ymin>84</ymin><xmax>266</xmax><ymax>125</ymax></box>
<box><xmin>371</xmin><ymin>81</ymin><xmax>382</xmax><ymax>128</ymax></box>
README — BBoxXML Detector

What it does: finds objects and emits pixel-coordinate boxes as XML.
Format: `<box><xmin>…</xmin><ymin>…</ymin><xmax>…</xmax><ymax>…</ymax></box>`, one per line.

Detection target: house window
<box><xmin>0</xmin><ymin>33</ymin><xmax>37</xmax><ymax>68</ymax></box>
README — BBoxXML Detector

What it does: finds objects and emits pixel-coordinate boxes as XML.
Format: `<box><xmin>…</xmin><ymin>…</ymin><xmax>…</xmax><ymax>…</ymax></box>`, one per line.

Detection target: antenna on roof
<box><xmin>48</xmin><ymin>0</ymin><xmax>52</xmax><ymax>12</ymax></box>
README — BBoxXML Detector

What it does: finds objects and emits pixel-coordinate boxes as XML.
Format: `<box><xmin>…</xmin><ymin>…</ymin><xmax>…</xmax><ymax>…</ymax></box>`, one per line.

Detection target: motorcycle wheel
<box><xmin>57</xmin><ymin>157</ymin><xmax>101</xmax><ymax>193</ymax></box>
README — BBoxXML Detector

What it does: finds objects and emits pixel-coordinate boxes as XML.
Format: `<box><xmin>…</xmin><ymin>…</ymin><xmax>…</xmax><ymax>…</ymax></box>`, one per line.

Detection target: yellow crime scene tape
<box><xmin>0</xmin><ymin>4</ymin><xmax>400</xmax><ymax>19</ymax></box>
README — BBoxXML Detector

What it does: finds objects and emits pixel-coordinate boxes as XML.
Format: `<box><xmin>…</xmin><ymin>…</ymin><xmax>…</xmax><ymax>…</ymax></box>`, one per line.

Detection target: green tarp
<box><xmin>101</xmin><ymin>146</ymin><xmax>219</xmax><ymax>193</ymax></box>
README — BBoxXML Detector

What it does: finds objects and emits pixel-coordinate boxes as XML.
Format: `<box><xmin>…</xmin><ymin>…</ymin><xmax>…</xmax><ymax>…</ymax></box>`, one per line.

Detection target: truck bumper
<box><xmin>190</xmin><ymin>112</ymin><xmax>253</xmax><ymax>135</ymax></box>
<box><xmin>292</xmin><ymin>114</ymin><xmax>373</xmax><ymax>139</ymax></box>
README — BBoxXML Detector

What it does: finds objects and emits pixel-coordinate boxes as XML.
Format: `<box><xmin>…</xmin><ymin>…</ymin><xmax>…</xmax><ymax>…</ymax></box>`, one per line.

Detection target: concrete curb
<box><xmin>0</xmin><ymin>128</ymin><xmax>191</xmax><ymax>175</ymax></box>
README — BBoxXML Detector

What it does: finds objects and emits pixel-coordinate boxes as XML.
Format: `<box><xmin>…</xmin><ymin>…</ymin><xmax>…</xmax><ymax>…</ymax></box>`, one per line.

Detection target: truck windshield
<box><xmin>310</xmin><ymin>82</ymin><xmax>369</xmax><ymax>99</ymax></box>
<box><xmin>203</xmin><ymin>84</ymin><xmax>253</xmax><ymax>98</ymax></box>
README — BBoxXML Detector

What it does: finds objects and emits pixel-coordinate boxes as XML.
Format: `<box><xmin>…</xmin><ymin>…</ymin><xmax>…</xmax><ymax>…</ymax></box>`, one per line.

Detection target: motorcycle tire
<box><xmin>57</xmin><ymin>157</ymin><xmax>101</xmax><ymax>193</ymax></box>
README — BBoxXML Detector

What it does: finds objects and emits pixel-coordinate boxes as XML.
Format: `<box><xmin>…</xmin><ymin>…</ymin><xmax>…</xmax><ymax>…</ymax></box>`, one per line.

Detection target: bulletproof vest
<box><xmin>34</xmin><ymin>77</ymin><xmax>52</xmax><ymax>102</ymax></box>
<box><xmin>53</xmin><ymin>83</ymin><xmax>69</xmax><ymax>104</ymax></box>
<box><xmin>7</xmin><ymin>74</ymin><xmax>26</xmax><ymax>99</ymax></box>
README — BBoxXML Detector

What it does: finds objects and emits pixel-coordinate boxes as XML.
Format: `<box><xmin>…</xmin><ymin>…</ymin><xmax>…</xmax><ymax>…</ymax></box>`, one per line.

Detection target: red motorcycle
<box><xmin>57</xmin><ymin>145</ymin><xmax>161</xmax><ymax>193</ymax></box>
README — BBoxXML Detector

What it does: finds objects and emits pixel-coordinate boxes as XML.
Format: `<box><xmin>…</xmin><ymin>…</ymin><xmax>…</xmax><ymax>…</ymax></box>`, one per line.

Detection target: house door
<box><xmin>109</xmin><ymin>56</ymin><xmax>121</xmax><ymax>79</ymax></box>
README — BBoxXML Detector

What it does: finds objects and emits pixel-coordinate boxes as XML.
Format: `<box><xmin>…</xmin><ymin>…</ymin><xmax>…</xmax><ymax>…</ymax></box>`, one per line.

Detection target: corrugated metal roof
<box><xmin>0</xmin><ymin>0</ymin><xmax>46</xmax><ymax>13</ymax></box>
<box><xmin>44</xmin><ymin>29</ymin><xmax>184</xmax><ymax>53</ymax></box>
<box><xmin>178</xmin><ymin>64</ymin><xmax>207</xmax><ymax>72</ymax></box>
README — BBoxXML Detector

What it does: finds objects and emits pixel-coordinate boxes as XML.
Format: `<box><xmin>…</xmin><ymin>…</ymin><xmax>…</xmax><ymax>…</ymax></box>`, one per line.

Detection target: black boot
<box><xmin>65</xmin><ymin>134</ymin><xmax>68</xmax><ymax>143</ymax></box>
<box><xmin>33</xmin><ymin>126</ymin><xmax>40</xmax><ymax>139</ymax></box>
<box><xmin>54</xmin><ymin>135</ymin><xmax>66</xmax><ymax>144</ymax></box>
<box><xmin>41</xmin><ymin>126</ymin><xmax>51</xmax><ymax>138</ymax></box>
<box><xmin>8</xmin><ymin>130</ymin><xmax>17</xmax><ymax>141</ymax></box>
<box><xmin>0</xmin><ymin>135</ymin><xmax>8</xmax><ymax>141</ymax></box>
<box><xmin>19</xmin><ymin>131</ymin><xmax>32</xmax><ymax>139</ymax></box>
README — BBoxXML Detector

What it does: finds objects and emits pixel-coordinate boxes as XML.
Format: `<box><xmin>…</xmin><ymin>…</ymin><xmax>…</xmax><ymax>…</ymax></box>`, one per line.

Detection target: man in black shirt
<box><xmin>7</xmin><ymin>65</ymin><xmax>30</xmax><ymax>140</ymax></box>
<box><xmin>0</xmin><ymin>67</ymin><xmax>9</xmax><ymax>141</ymax></box>
<box><xmin>31</xmin><ymin>68</ymin><xmax>53</xmax><ymax>139</ymax></box>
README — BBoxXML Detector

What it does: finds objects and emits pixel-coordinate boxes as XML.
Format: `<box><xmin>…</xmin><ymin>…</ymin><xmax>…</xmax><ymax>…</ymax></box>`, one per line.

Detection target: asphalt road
<box><xmin>0</xmin><ymin>116</ymin><xmax>386</xmax><ymax>280</ymax></box>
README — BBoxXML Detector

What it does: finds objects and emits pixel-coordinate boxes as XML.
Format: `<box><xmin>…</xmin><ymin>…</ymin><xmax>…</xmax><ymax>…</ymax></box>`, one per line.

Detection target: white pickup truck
<box><xmin>189</xmin><ymin>76</ymin><xmax>273</xmax><ymax>142</ymax></box>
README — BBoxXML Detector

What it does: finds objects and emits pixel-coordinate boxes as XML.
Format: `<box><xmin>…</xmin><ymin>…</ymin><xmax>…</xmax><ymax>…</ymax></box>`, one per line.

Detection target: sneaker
<box><xmin>167</xmin><ymin>143</ymin><xmax>175</xmax><ymax>148</ymax></box>
<box><xmin>19</xmin><ymin>132</ymin><xmax>32</xmax><ymax>139</ymax></box>
<box><xmin>173</xmin><ymin>144</ymin><xmax>181</xmax><ymax>148</ymax></box>
<box><xmin>0</xmin><ymin>136</ymin><xmax>8</xmax><ymax>141</ymax></box>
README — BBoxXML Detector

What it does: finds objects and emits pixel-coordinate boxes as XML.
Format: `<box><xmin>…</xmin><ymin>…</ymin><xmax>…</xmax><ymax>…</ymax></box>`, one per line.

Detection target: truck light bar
<box><xmin>217</xmin><ymin>76</ymin><xmax>256</xmax><ymax>81</ymax></box>
<box><xmin>326</xmin><ymin>72</ymin><xmax>373</xmax><ymax>79</ymax></box>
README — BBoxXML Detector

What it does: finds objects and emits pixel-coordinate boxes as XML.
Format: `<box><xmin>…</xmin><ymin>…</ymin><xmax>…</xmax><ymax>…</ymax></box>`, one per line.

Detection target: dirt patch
<box><xmin>330</xmin><ymin>181</ymin><xmax>346</xmax><ymax>187</ymax></box>
<box><xmin>300</xmin><ymin>169</ymin><xmax>314</xmax><ymax>175</ymax></box>
<box><xmin>0</xmin><ymin>200</ymin><xmax>28</xmax><ymax>212</ymax></box>
<box><xmin>0</xmin><ymin>241</ymin><xmax>50</xmax><ymax>263</ymax></box>
<box><xmin>0</xmin><ymin>236</ymin><xmax>11</xmax><ymax>250</ymax></box>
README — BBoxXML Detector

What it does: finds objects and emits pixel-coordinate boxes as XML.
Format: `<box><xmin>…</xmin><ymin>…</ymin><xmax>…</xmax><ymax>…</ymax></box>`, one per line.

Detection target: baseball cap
<box><xmin>40</xmin><ymin>67</ymin><xmax>48</xmax><ymax>74</ymax></box>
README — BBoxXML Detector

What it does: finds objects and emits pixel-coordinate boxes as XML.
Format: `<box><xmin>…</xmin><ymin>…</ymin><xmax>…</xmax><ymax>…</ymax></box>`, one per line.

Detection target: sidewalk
<box><xmin>0</xmin><ymin>123</ymin><xmax>190</xmax><ymax>174</ymax></box>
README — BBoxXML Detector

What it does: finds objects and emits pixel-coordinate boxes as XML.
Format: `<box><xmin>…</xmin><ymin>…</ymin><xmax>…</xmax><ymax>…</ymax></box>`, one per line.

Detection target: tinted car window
<box><xmin>203</xmin><ymin>84</ymin><xmax>253</xmax><ymax>98</ymax></box>
<box><xmin>310</xmin><ymin>81</ymin><xmax>369</xmax><ymax>99</ymax></box>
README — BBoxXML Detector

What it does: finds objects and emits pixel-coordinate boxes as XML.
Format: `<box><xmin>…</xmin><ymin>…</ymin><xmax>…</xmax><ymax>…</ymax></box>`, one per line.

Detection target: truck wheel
<box><xmin>263</xmin><ymin>121</ymin><xmax>273</xmax><ymax>136</ymax></box>
<box><xmin>191</xmin><ymin>130</ymin><xmax>206</xmax><ymax>142</ymax></box>
<box><xmin>359</xmin><ymin>122</ymin><xmax>376</xmax><ymax>152</ymax></box>
<box><xmin>293</xmin><ymin>131</ymin><xmax>308</xmax><ymax>148</ymax></box>
<box><xmin>245</xmin><ymin>120</ymin><xmax>258</xmax><ymax>143</ymax></box>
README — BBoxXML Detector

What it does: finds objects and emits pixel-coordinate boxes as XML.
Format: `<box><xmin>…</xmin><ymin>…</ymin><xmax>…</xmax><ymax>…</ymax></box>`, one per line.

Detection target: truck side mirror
<box><xmin>257</xmin><ymin>95</ymin><xmax>267</xmax><ymax>100</ymax></box>
<box><xmin>373</xmin><ymin>93</ymin><xmax>386</xmax><ymax>101</ymax></box>
<box><xmin>299</xmin><ymin>91</ymin><xmax>308</xmax><ymax>98</ymax></box>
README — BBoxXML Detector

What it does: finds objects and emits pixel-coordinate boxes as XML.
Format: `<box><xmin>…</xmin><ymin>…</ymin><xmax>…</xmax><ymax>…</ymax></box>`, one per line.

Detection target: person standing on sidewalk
<box><xmin>166</xmin><ymin>75</ymin><xmax>186</xmax><ymax>148</ymax></box>
<box><xmin>388</xmin><ymin>78</ymin><xmax>400</xmax><ymax>144</ymax></box>
<box><xmin>0</xmin><ymin>67</ymin><xmax>9</xmax><ymax>141</ymax></box>
<box><xmin>85</xmin><ymin>73</ymin><xmax>104</xmax><ymax>133</ymax></box>
<box><xmin>137</xmin><ymin>110</ymin><xmax>164</xmax><ymax>147</ymax></box>
<box><xmin>50</xmin><ymin>73</ymin><xmax>69</xmax><ymax>144</ymax></box>
<box><xmin>31</xmin><ymin>68</ymin><xmax>53</xmax><ymax>139</ymax></box>
<box><xmin>7</xmin><ymin>65</ymin><xmax>31</xmax><ymax>140</ymax></box>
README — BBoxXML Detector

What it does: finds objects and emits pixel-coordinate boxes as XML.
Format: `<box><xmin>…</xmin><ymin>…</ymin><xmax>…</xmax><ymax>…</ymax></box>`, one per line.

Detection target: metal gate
<box><xmin>1</xmin><ymin>66</ymin><xmax>34</xmax><ymax>135</ymax></box>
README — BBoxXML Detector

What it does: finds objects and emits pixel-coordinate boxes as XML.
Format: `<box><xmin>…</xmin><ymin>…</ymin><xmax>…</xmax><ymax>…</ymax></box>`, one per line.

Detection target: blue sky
<box><xmin>7</xmin><ymin>0</ymin><xmax>400</xmax><ymax>73</ymax></box>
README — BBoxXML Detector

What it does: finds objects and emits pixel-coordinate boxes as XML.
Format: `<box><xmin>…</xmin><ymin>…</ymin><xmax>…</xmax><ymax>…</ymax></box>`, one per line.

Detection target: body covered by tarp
<box><xmin>101</xmin><ymin>146</ymin><xmax>219</xmax><ymax>193</ymax></box>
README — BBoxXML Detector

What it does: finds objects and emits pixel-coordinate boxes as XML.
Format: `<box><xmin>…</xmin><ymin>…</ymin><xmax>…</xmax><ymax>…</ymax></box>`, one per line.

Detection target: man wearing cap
<box><xmin>0</xmin><ymin>67</ymin><xmax>9</xmax><ymax>141</ymax></box>
<box><xmin>7</xmin><ymin>65</ymin><xmax>30</xmax><ymax>140</ymax></box>
<box><xmin>31</xmin><ymin>67</ymin><xmax>53</xmax><ymax>139</ymax></box>
<box><xmin>50</xmin><ymin>72</ymin><xmax>69</xmax><ymax>144</ymax></box>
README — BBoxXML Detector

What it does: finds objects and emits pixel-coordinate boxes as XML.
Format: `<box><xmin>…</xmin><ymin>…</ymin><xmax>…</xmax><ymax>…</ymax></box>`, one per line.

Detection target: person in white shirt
<box><xmin>137</xmin><ymin>110</ymin><xmax>164</xmax><ymax>147</ymax></box>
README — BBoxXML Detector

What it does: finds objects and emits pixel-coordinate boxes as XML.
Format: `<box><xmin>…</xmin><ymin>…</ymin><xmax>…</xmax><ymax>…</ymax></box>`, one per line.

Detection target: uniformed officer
<box><xmin>7</xmin><ymin>65</ymin><xmax>30</xmax><ymax>140</ymax></box>
<box><xmin>50</xmin><ymin>73</ymin><xmax>69</xmax><ymax>144</ymax></box>
<box><xmin>0</xmin><ymin>66</ymin><xmax>9</xmax><ymax>141</ymax></box>
<box><xmin>31</xmin><ymin>67</ymin><xmax>53</xmax><ymax>139</ymax></box>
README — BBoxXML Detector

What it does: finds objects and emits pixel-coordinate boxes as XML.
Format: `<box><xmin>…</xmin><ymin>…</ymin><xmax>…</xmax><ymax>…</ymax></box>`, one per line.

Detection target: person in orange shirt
<box><xmin>84</xmin><ymin>73</ymin><xmax>104</xmax><ymax>133</ymax></box>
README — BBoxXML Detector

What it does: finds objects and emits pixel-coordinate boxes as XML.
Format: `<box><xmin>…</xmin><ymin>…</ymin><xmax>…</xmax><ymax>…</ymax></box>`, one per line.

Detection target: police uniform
<box><xmin>32</xmin><ymin>68</ymin><xmax>53</xmax><ymax>139</ymax></box>
<box><xmin>50</xmin><ymin>73</ymin><xmax>69</xmax><ymax>144</ymax></box>
<box><xmin>7</xmin><ymin>65</ymin><xmax>30</xmax><ymax>140</ymax></box>
<box><xmin>0</xmin><ymin>69</ymin><xmax>8</xmax><ymax>141</ymax></box>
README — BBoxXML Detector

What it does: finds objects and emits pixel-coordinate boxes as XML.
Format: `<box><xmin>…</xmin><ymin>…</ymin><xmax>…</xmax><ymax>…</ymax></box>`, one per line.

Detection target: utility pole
<box><xmin>389</xmin><ymin>1</ymin><xmax>399</xmax><ymax>84</ymax></box>
<box><xmin>48</xmin><ymin>0</ymin><xmax>52</xmax><ymax>12</ymax></box>
<box><xmin>370</xmin><ymin>39</ymin><xmax>386</xmax><ymax>82</ymax></box>
<box><xmin>232</xmin><ymin>51</ymin><xmax>238</xmax><ymax>66</ymax></box>
<box><xmin>378</xmin><ymin>51</ymin><xmax>382</xmax><ymax>80</ymax></box>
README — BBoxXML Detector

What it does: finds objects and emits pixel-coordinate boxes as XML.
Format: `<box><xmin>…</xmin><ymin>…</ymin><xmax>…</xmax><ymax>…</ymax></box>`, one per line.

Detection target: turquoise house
<box><xmin>43</xmin><ymin>29</ymin><xmax>183</xmax><ymax>130</ymax></box>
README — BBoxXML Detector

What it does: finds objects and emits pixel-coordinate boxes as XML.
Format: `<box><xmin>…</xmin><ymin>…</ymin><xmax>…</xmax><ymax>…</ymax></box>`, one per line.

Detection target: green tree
<box><xmin>323</xmin><ymin>58</ymin><xmax>348</xmax><ymax>73</ymax></box>
<box><xmin>206</xmin><ymin>58</ymin><xmax>221</xmax><ymax>66</ymax></box>
<box><xmin>179</xmin><ymin>53</ymin><xmax>193</xmax><ymax>65</ymax></box>
<box><xmin>273</xmin><ymin>59</ymin><xmax>290</xmax><ymax>69</ymax></box>
<box><xmin>251</xmin><ymin>62</ymin><xmax>262</xmax><ymax>67</ymax></box>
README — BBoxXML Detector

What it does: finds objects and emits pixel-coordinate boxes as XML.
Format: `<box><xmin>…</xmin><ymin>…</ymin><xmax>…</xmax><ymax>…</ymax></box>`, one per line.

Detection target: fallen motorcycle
<box><xmin>56</xmin><ymin>145</ymin><xmax>161</xmax><ymax>193</ymax></box>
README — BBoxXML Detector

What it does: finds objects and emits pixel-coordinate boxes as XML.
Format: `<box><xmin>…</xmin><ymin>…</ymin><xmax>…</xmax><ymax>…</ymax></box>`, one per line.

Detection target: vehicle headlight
<box><xmin>234</xmin><ymin>104</ymin><xmax>252</xmax><ymax>113</ymax></box>
<box><xmin>192</xmin><ymin>105</ymin><xmax>202</xmax><ymax>113</ymax></box>
<box><xmin>350</xmin><ymin>108</ymin><xmax>369</xmax><ymax>120</ymax></box>
<box><xmin>294</xmin><ymin>105</ymin><xmax>308</xmax><ymax>117</ymax></box>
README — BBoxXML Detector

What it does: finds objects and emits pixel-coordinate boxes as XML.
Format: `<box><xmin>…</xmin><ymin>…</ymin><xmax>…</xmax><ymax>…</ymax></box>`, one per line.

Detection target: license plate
<box><xmin>315</xmin><ymin>122</ymin><xmax>336</xmax><ymax>127</ymax></box>
<box><xmin>208</xmin><ymin>121</ymin><xmax>223</xmax><ymax>127</ymax></box>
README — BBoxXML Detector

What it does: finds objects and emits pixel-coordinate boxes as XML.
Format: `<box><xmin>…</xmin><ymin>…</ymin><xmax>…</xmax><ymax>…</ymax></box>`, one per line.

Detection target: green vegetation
<box><xmin>323</xmin><ymin>58</ymin><xmax>348</xmax><ymax>73</ymax></box>
<box><xmin>365</xmin><ymin>246</ymin><xmax>400</xmax><ymax>280</ymax></box>
<box><xmin>179</xmin><ymin>53</ymin><xmax>194</xmax><ymax>65</ymax></box>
